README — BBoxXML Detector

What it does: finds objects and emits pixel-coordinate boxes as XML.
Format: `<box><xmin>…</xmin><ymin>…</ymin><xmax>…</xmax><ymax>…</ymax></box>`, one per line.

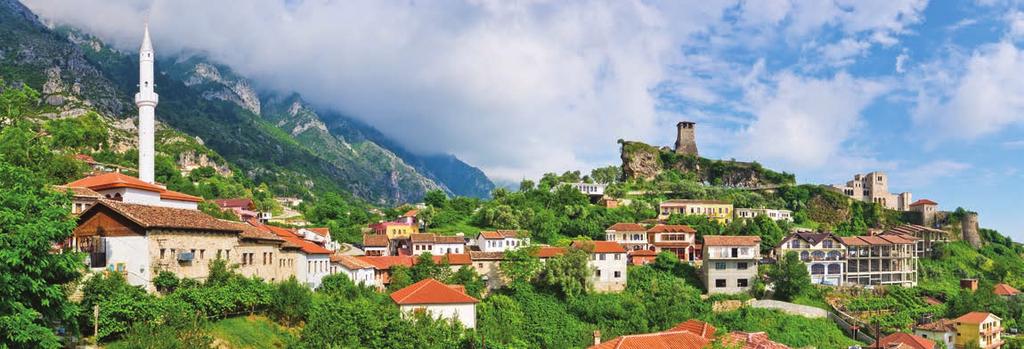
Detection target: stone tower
<box><xmin>961</xmin><ymin>212</ymin><xmax>982</xmax><ymax>248</ymax></box>
<box><xmin>674</xmin><ymin>121</ymin><xmax>698</xmax><ymax>156</ymax></box>
<box><xmin>135</xmin><ymin>24</ymin><xmax>158</xmax><ymax>183</ymax></box>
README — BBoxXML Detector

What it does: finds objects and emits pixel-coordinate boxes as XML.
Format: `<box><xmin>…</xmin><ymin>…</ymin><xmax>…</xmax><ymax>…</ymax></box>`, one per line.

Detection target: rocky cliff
<box><xmin>619</xmin><ymin>140</ymin><xmax>795</xmax><ymax>188</ymax></box>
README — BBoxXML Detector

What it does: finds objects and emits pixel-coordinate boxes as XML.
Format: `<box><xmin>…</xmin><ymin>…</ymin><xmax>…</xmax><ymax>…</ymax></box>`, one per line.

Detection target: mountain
<box><xmin>0</xmin><ymin>0</ymin><xmax>493</xmax><ymax>204</ymax></box>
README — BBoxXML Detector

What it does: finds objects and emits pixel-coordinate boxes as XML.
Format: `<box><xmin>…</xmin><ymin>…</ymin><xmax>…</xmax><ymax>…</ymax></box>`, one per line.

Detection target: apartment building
<box><xmin>735</xmin><ymin>208</ymin><xmax>793</xmax><ymax>222</ymax></box>
<box><xmin>702</xmin><ymin>236</ymin><xmax>761</xmax><ymax>294</ymax></box>
<box><xmin>841</xmin><ymin>235</ymin><xmax>918</xmax><ymax>287</ymax></box>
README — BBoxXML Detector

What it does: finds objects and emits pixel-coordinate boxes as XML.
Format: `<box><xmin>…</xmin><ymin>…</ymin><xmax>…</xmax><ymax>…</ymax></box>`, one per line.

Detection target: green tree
<box><xmin>500</xmin><ymin>245</ymin><xmax>542</xmax><ymax>290</ymax></box>
<box><xmin>448</xmin><ymin>266</ymin><xmax>486</xmax><ymax>299</ymax></box>
<box><xmin>44</xmin><ymin>112</ymin><xmax>109</xmax><ymax>151</ymax></box>
<box><xmin>152</xmin><ymin>271</ymin><xmax>180</xmax><ymax>294</ymax></box>
<box><xmin>388</xmin><ymin>265</ymin><xmax>414</xmax><ymax>292</ymax></box>
<box><xmin>424</xmin><ymin>189</ymin><xmax>447</xmax><ymax>208</ymax></box>
<box><xmin>768</xmin><ymin>252</ymin><xmax>811</xmax><ymax>301</ymax></box>
<box><xmin>590</xmin><ymin>165</ymin><xmax>622</xmax><ymax>184</ymax></box>
<box><xmin>0</xmin><ymin>80</ymin><xmax>40</xmax><ymax>124</ymax></box>
<box><xmin>537</xmin><ymin>248</ymin><xmax>591</xmax><ymax>298</ymax></box>
<box><xmin>270</xmin><ymin>277</ymin><xmax>311</xmax><ymax>326</ymax></box>
<box><xmin>411</xmin><ymin>253</ymin><xmax>443</xmax><ymax>282</ymax></box>
<box><xmin>0</xmin><ymin>161</ymin><xmax>83</xmax><ymax>349</ymax></box>
<box><xmin>478</xmin><ymin>294</ymin><xmax>526</xmax><ymax>346</ymax></box>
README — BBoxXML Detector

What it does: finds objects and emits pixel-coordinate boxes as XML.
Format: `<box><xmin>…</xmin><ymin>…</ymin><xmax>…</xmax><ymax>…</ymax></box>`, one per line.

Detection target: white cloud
<box><xmin>1003</xmin><ymin>140</ymin><xmax>1024</xmax><ymax>149</ymax></box>
<box><xmin>912</xmin><ymin>41</ymin><xmax>1024</xmax><ymax>141</ymax></box>
<box><xmin>820</xmin><ymin>38</ymin><xmax>871</xmax><ymax>67</ymax></box>
<box><xmin>891</xmin><ymin>160</ymin><xmax>972</xmax><ymax>189</ymax></box>
<box><xmin>896</xmin><ymin>51</ymin><xmax>910</xmax><ymax>73</ymax></box>
<box><xmin>1008</xmin><ymin>11</ymin><xmax>1024</xmax><ymax>39</ymax></box>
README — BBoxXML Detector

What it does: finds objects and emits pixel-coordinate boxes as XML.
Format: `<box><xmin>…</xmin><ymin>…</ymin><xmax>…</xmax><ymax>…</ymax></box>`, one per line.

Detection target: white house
<box><xmin>702</xmin><ymin>236</ymin><xmax>761</xmax><ymax>294</ymax></box>
<box><xmin>66</xmin><ymin>172</ymin><xmax>202</xmax><ymax>210</ymax></box>
<box><xmin>563</xmin><ymin>182</ymin><xmax>606</xmax><ymax>197</ymax></box>
<box><xmin>390</xmin><ymin>278</ymin><xmax>479</xmax><ymax>329</ymax></box>
<box><xmin>604</xmin><ymin>223</ymin><xmax>649</xmax><ymax>251</ymax></box>
<box><xmin>735</xmin><ymin>208</ymin><xmax>793</xmax><ymax>222</ymax></box>
<box><xmin>572</xmin><ymin>241</ymin><xmax>628</xmax><ymax>292</ymax></box>
<box><xmin>331</xmin><ymin>254</ymin><xmax>378</xmax><ymax>288</ymax></box>
<box><xmin>411</xmin><ymin>233</ymin><xmax>466</xmax><ymax>256</ymax></box>
<box><xmin>776</xmin><ymin>232</ymin><xmax>846</xmax><ymax>286</ymax></box>
<box><xmin>265</xmin><ymin>225</ymin><xmax>333</xmax><ymax>289</ymax></box>
<box><xmin>298</xmin><ymin>227</ymin><xmax>340</xmax><ymax>251</ymax></box>
<box><xmin>475</xmin><ymin>230</ymin><xmax>529</xmax><ymax>253</ymax></box>
<box><xmin>914</xmin><ymin>319</ymin><xmax>956</xmax><ymax>349</ymax></box>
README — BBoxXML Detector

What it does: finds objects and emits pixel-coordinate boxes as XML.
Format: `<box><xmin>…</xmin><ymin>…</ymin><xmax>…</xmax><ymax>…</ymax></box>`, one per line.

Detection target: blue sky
<box><xmin>23</xmin><ymin>0</ymin><xmax>1024</xmax><ymax>238</ymax></box>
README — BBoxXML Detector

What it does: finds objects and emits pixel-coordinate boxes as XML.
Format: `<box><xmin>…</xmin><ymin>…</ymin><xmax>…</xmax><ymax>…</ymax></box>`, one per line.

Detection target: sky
<box><xmin>22</xmin><ymin>0</ymin><xmax>1024</xmax><ymax>239</ymax></box>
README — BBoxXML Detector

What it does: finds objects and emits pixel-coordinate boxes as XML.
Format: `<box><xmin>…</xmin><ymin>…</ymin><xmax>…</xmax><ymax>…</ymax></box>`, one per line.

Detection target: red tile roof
<box><xmin>994</xmin><ymin>283</ymin><xmax>1021</xmax><ymax>296</ymax></box>
<box><xmin>909</xmin><ymin>199</ymin><xmax>938</xmax><ymax>206</ymax></box>
<box><xmin>402</xmin><ymin>209</ymin><xmax>419</xmax><ymax>217</ymax></box>
<box><xmin>357</xmin><ymin>256</ymin><xmax>416</xmax><ymax>270</ymax></box>
<box><xmin>876</xmin><ymin>332</ymin><xmax>934</xmax><ymax>349</ymax></box>
<box><xmin>469</xmin><ymin>251</ymin><xmax>506</xmax><ymax>261</ymax></box>
<box><xmin>722</xmin><ymin>332</ymin><xmax>791</xmax><ymax>349</ymax></box>
<box><xmin>648</xmin><ymin>224</ymin><xmax>697</xmax><ymax>233</ymax></box>
<box><xmin>67</xmin><ymin>172</ymin><xmax>163</xmax><ymax>192</ymax></box>
<box><xmin>629</xmin><ymin>249</ymin><xmax>658</xmax><ymax>256</ymax></box>
<box><xmin>434</xmin><ymin>253</ymin><xmax>472</xmax><ymax>265</ymax></box>
<box><xmin>572</xmin><ymin>240</ymin><xmax>626</xmax><ymax>253</ymax></box>
<box><xmin>590</xmin><ymin>329</ymin><xmax>710</xmax><ymax>349</ymax></box>
<box><xmin>264</xmin><ymin>225</ymin><xmax>332</xmax><ymax>255</ymax></box>
<box><xmin>332</xmin><ymin>254</ymin><xmax>375</xmax><ymax>269</ymax></box>
<box><xmin>83</xmin><ymin>200</ymin><xmax>241</xmax><ymax>233</ymax></box>
<box><xmin>669</xmin><ymin>319</ymin><xmax>716</xmax><ymax>339</ymax></box>
<box><xmin>956</xmin><ymin>311</ymin><xmax>997</xmax><ymax>324</ymax></box>
<box><xmin>841</xmin><ymin>235</ymin><xmax>916</xmax><ymax>246</ymax></box>
<box><xmin>306</xmin><ymin>227</ymin><xmax>330</xmax><ymax>238</ymax></box>
<box><xmin>160</xmin><ymin>189</ymin><xmax>203</xmax><ymax>202</ymax></box>
<box><xmin>55</xmin><ymin>185</ymin><xmax>102</xmax><ymax>198</ymax></box>
<box><xmin>921</xmin><ymin>296</ymin><xmax>943</xmax><ymax>306</ymax></box>
<box><xmin>916</xmin><ymin>319</ymin><xmax>956</xmax><ymax>332</ymax></box>
<box><xmin>363</xmin><ymin>234</ymin><xmax>390</xmax><ymax>247</ymax></box>
<box><xmin>74</xmin><ymin>154</ymin><xmax>96</xmax><ymax>162</ymax></box>
<box><xmin>535</xmin><ymin>246</ymin><xmax>567</xmax><ymax>258</ymax></box>
<box><xmin>411</xmin><ymin>233</ymin><xmax>466</xmax><ymax>244</ymax></box>
<box><xmin>606</xmin><ymin>223</ymin><xmax>647</xmax><ymax>232</ymax></box>
<box><xmin>390</xmin><ymin>278</ymin><xmax>479</xmax><ymax>305</ymax></box>
<box><xmin>213</xmin><ymin>198</ymin><xmax>254</xmax><ymax>208</ymax></box>
<box><xmin>236</xmin><ymin>221</ymin><xmax>285</xmax><ymax>242</ymax></box>
<box><xmin>703</xmin><ymin>235</ymin><xmax>761</xmax><ymax>246</ymax></box>
<box><xmin>478</xmin><ymin>230</ymin><xmax>526</xmax><ymax>239</ymax></box>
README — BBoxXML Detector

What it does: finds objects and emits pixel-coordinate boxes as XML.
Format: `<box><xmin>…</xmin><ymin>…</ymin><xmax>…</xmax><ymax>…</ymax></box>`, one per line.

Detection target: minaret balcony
<box><xmin>135</xmin><ymin>92</ymin><xmax>159</xmax><ymax>105</ymax></box>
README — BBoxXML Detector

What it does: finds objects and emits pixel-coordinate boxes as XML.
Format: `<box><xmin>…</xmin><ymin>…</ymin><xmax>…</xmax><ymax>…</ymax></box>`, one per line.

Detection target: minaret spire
<box><xmin>135</xmin><ymin>22</ymin><xmax>158</xmax><ymax>183</ymax></box>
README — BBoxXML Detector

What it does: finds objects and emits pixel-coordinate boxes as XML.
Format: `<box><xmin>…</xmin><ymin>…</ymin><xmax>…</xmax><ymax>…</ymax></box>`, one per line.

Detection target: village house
<box><xmin>776</xmin><ymin>232</ymin><xmax>846</xmax><ymax>286</ymax></box>
<box><xmin>57</xmin><ymin>185</ymin><xmax>103</xmax><ymax>214</ymax></box>
<box><xmin>589</xmin><ymin>319</ymin><xmax>716</xmax><ymax>349</ymax></box>
<box><xmin>954</xmin><ymin>312</ymin><xmax>1003</xmax><ymax>349</ymax></box>
<box><xmin>263</xmin><ymin>225</ymin><xmax>334</xmax><ymax>289</ymax></box>
<box><xmin>875</xmin><ymin>332</ymin><xmax>936</xmax><ymax>349</ymax></box>
<box><xmin>369</xmin><ymin>221</ymin><xmax>419</xmax><ymax>240</ymax></box>
<box><xmin>735</xmin><ymin>207</ymin><xmax>794</xmax><ymax>222</ymax></box>
<box><xmin>627</xmin><ymin>249</ymin><xmax>657</xmax><ymax>266</ymax></box>
<box><xmin>658</xmin><ymin>199</ymin><xmax>734</xmax><ymax>224</ymax></box>
<box><xmin>469</xmin><ymin>251</ymin><xmax>506</xmax><ymax>290</ymax></box>
<box><xmin>474</xmin><ymin>230</ymin><xmax>529</xmax><ymax>252</ymax></box>
<box><xmin>71</xmin><ymin>200</ymin><xmax>245</xmax><ymax>291</ymax></box>
<box><xmin>233</xmin><ymin>221</ymin><xmax>295</xmax><ymax>283</ymax></box>
<box><xmin>390</xmin><ymin>278</ymin><xmax>479</xmax><ymax>329</ymax></box>
<box><xmin>994</xmin><ymin>283</ymin><xmax>1021</xmax><ymax>300</ymax></box>
<box><xmin>356</xmin><ymin>255</ymin><xmax>415</xmax><ymax>287</ymax></box>
<box><xmin>67</xmin><ymin>172</ymin><xmax>203</xmax><ymax>210</ymax></box>
<box><xmin>721</xmin><ymin>331</ymin><xmax>792</xmax><ymax>349</ymax></box>
<box><xmin>213</xmin><ymin>198</ymin><xmax>270</xmax><ymax>222</ymax></box>
<box><xmin>915</xmin><ymin>318</ymin><xmax>957</xmax><ymax>349</ymax></box>
<box><xmin>842</xmin><ymin>235</ymin><xmax>919</xmax><ymax>287</ymax></box>
<box><xmin>702</xmin><ymin>235</ymin><xmax>761</xmax><ymax>294</ymax></box>
<box><xmin>362</xmin><ymin>234</ymin><xmax>391</xmax><ymax>256</ymax></box>
<box><xmin>434</xmin><ymin>253</ymin><xmax>473</xmax><ymax>273</ymax></box>
<box><xmin>647</xmin><ymin>224</ymin><xmax>700</xmax><ymax>262</ymax></box>
<box><xmin>572</xmin><ymin>241</ymin><xmax>627</xmax><ymax>292</ymax></box>
<box><xmin>396</xmin><ymin>209</ymin><xmax>422</xmax><ymax>228</ymax></box>
<box><xmin>297</xmin><ymin>227</ymin><xmax>339</xmax><ymax>251</ymax></box>
<box><xmin>604</xmin><ymin>223</ymin><xmax>649</xmax><ymax>251</ymax></box>
<box><xmin>330</xmin><ymin>254</ymin><xmax>378</xmax><ymax>288</ymax></box>
<box><xmin>410</xmin><ymin>233</ymin><xmax>467</xmax><ymax>255</ymax></box>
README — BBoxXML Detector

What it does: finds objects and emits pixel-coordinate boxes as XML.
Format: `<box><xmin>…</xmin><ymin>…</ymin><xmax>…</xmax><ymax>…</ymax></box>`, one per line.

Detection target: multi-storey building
<box><xmin>735</xmin><ymin>208</ymin><xmax>793</xmax><ymax>222</ymax></box>
<box><xmin>702</xmin><ymin>236</ymin><xmax>761</xmax><ymax>294</ymax></box>
<box><xmin>572</xmin><ymin>241</ymin><xmax>627</xmax><ymax>292</ymax></box>
<box><xmin>776</xmin><ymin>232</ymin><xmax>846</xmax><ymax>286</ymax></box>
<box><xmin>879</xmin><ymin>224</ymin><xmax>949</xmax><ymax>257</ymax></box>
<box><xmin>604</xmin><ymin>223</ymin><xmax>649</xmax><ymax>251</ymax></box>
<box><xmin>841</xmin><ymin>235</ymin><xmax>918</xmax><ymax>287</ymax></box>
<box><xmin>830</xmin><ymin>171</ymin><xmax>913</xmax><ymax>211</ymax></box>
<box><xmin>658</xmin><ymin>199</ymin><xmax>734</xmax><ymax>224</ymax></box>
<box><xmin>954</xmin><ymin>312</ymin><xmax>1003</xmax><ymax>349</ymax></box>
<box><xmin>647</xmin><ymin>224</ymin><xmax>699</xmax><ymax>261</ymax></box>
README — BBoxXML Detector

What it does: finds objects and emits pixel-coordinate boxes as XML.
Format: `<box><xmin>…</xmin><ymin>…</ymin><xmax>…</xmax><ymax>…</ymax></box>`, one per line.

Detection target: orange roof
<box><xmin>841</xmin><ymin>235</ymin><xmax>916</xmax><ymax>246</ymax></box>
<box><xmin>357</xmin><ymin>256</ymin><xmax>416</xmax><ymax>270</ymax></box>
<box><xmin>160</xmin><ymin>189</ymin><xmax>203</xmax><ymax>202</ymax></box>
<box><xmin>648</xmin><ymin>224</ymin><xmax>697</xmax><ymax>233</ymax></box>
<box><xmin>55</xmin><ymin>185</ymin><xmax>102</xmax><ymax>198</ymax></box>
<box><xmin>402</xmin><ymin>209</ymin><xmax>419</xmax><ymax>217</ymax></box>
<box><xmin>994</xmin><ymin>283</ymin><xmax>1021</xmax><ymax>296</ymax></box>
<box><xmin>606</xmin><ymin>223</ymin><xmax>647</xmax><ymax>232</ymax></box>
<box><xmin>722</xmin><ymin>332</ymin><xmax>790</xmax><ymax>349</ymax></box>
<box><xmin>306</xmin><ymin>227</ymin><xmax>330</xmax><ymax>238</ymax></box>
<box><xmin>363</xmin><ymin>234</ymin><xmax>390</xmax><ymax>247</ymax></box>
<box><xmin>876</xmin><ymin>332</ymin><xmax>934</xmax><ymax>349</ymax></box>
<box><xmin>535</xmin><ymin>246</ymin><xmax>567</xmax><ymax>258</ymax></box>
<box><xmin>67</xmin><ymin>172</ymin><xmax>164</xmax><ymax>192</ymax></box>
<box><xmin>434</xmin><ymin>253</ymin><xmax>472</xmax><ymax>265</ymax></box>
<box><xmin>909</xmin><ymin>199</ymin><xmax>938</xmax><ymax>206</ymax></box>
<box><xmin>956</xmin><ymin>312</ymin><xmax>997</xmax><ymax>324</ymax></box>
<box><xmin>572</xmin><ymin>240</ymin><xmax>626</xmax><ymax>253</ymax></box>
<box><xmin>264</xmin><ymin>225</ymin><xmax>332</xmax><ymax>255</ymax></box>
<box><xmin>590</xmin><ymin>330</ymin><xmax>710</xmax><ymax>349</ymax></box>
<box><xmin>75</xmin><ymin>154</ymin><xmax>96</xmax><ymax>162</ymax></box>
<box><xmin>331</xmin><ymin>254</ymin><xmax>375</xmax><ymax>270</ymax></box>
<box><xmin>390</xmin><ymin>278</ymin><xmax>479</xmax><ymax>305</ymax></box>
<box><xmin>669</xmin><ymin>319</ymin><xmax>716</xmax><ymax>339</ymax></box>
<box><xmin>81</xmin><ymin>200</ymin><xmax>243</xmax><ymax>233</ymax></box>
<box><xmin>478</xmin><ymin>230</ymin><xmax>525</xmax><ymax>239</ymax></box>
<box><xmin>213</xmin><ymin>198</ymin><xmax>254</xmax><ymax>208</ymax></box>
<box><xmin>703</xmin><ymin>235</ymin><xmax>761</xmax><ymax>246</ymax></box>
<box><xmin>916</xmin><ymin>319</ymin><xmax>956</xmax><ymax>332</ymax></box>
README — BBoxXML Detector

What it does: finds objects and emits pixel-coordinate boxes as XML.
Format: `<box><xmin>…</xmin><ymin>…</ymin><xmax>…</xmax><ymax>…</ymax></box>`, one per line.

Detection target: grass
<box><xmin>209</xmin><ymin>315</ymin><xmax>298</xmax><ymax>349</ymax></box>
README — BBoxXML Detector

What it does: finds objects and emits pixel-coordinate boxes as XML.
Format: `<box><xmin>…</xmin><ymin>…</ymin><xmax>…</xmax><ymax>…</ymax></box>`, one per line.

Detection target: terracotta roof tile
<box><xmin>909</xmin><ymin>199</ymin><xmax>938</xmax><ymax>206</ymax></box>
<box><xmin>411</xmin><ymin>233</ymin><xmax>466</xmax><ymax>244</ymax></box>
<box><xmin>916</xmin><ymin>319</ymin><xmax>956</xmax><ymax>332</ymax></box>
<box><xmin>332</xmin><ymin>254</ymin><xmax>375</xmax><ymax>269</ymax></box>
<box><xmin>572</xmin><ymin>240</ymin><xmax>627</xmax><ymax>253</ymax></box>
<box><xmin>629</xmin><ymin>249</ymin><xmax>658</xmax><ymax>256</ymax></box>
<box><xmin>590</xmin><ymin>329</ymin><xmax>710</xmax><ymax>349</ymax></box>
<box><xmin>780</xmin><ymin>231</ymin><xmax>841</xmax><ymax>246</ymax></box>
<box><xmin>236</xmin><ymin>221</ymin><xmax>285</xmax><ymax>242</ymax></box>
<box><xmin>84</xmin><ymin>200</ymin><xmax>242</xmax><ymax>232</ymax></box>
<box><xmin>722</xmin><ymin>332</ymin><xmax>791</xmax><ymax>349</ymax></box>
<box><xmin>434</xmin><ymin>253</ymin><xmax>472</xmax><ymax>265</ymax></box>
<box><xmin>469</xmin><ymin>251</ymin><xmax>506</xmax><ymax>260</ymax></box>
<box><xmin>648</xmin><ymin>224</ymin><xmax>697</xmax><ymax>234</ymax></box>
<box><xmin>357</xmin><ymin>256</ymin><xmax>416</xmax><ymax>270</ymax></box>
<box><xmin>363</xmin><ymin>234</ymin><xmax>390</xmax><ymax>247</ymax></box>
<box><xmin>160</xmin><ymin>189</ymin><xmax>203</xmax><ymax>202</ymax></box>
<box><xmin>213</xmin><ymin>198</ymin><xmax>254</xmax><ymax>208</ymax></box>
<box><xmin>402</xmin><ymin>209</ymin><xmax>419</xmax><ymax>217</ymax></box>
<box><xmin>669</xmin><ymin>319</ymin><xmax>716</xmax><ymax>339</ymax></box>
<box><xmin>67</xmin><ymin>172</ymin><xmax>164</xmax><ymax>192</ymax></box>
<box><xmin>703</xmin><ymin>235</ymin><xmax>761</xmax><ymax>246</ymax></box>
<box><xmin>994</xmin><ymin>283</ymin><xmax>1021</xmax><ymax>296</ymax></box>
<box><xmin>478</xmin><ymin>230</ymin><xmax>527</xmax><ymax>239</ymax></box>
<box><xmin>535</xmin><ymin>246</ymin><xmax>567</xmax><ymax>258</ymax></box>
<box><xmin>876</xmin><ymin>332</ymin><xmax>934</xmax><ymax>349</ymax></box>
<box><xmin>390</xmin><ymin>278</ymin><xmax>479</xmax><ymax>305</ymax></box>
<box><xmin>606</xmin><ymin>223</ymin><xmax>647</xmax><ymax>232</ymax></box>
<box><xmin>55</xmin><ymin>185</ymin><xmax>102</xmax><ymax>198</ymax></box>
<box><xmin>264</xmin><ymin>225</ymin><xmax>332</xmax><ymax>255</ymax></box>
<box><xmin>956</xmin><ymin>312</ymin><xmax>997</xmax><ymax>324</ymax></box>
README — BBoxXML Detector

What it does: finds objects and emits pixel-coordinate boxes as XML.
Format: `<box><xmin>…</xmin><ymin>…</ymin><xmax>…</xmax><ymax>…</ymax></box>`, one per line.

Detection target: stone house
<box><xmin>702</xmin><ymin>235</ymin><xmax>761</xmax><ymax>294</ymax></box>
<box><xmin>776</xmin><ymin>232</ymin><xmax>846</xmax><ymax>286</ymax></box>
<box><xmin>233</xmin><ymin>222</ymin><xmax>295</xmax><ymax>283</ymax></box>
<box><xmin>909</xmin><ymin>199</ymin><xmax>940</xmax><ymax>227</ymax></box>
<box><xmin>830</xmin><ymin>171</ymin><xmax>913</xmax><ymax>211</ymax></box>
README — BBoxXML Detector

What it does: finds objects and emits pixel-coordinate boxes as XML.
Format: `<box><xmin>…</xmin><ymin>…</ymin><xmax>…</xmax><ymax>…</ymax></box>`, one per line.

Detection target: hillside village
<box><xmin>3</xmin><ymin>6</ymin><xmax>1024</xmax><ymax>349</ymax></box>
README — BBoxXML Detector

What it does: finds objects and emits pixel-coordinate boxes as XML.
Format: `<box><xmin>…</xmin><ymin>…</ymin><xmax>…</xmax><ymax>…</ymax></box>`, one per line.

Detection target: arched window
<box><xmin>828</xmin><ymin>264</ymin><xmax>841</xmax><ymax>274</ymax></box>
<box><xmin>812</xmin><ymin>251</ymin><xmax>825</xmax><ymax>260</ymax></box>
<box><xmin>800</xmin><ymin>251</ymin><xmax>810</xmax><ymax>261</ymax></box>
<box><xmin>828</xmin><ymin>250</ymin><xmax>841</xmax><ymax>260</ymax></box>
<box><xmin>811</xmin><ymin>264</ymin><xmax>825</xmax><ymax>275</ymax></box>
<box><xmin>633</xmin><ymin>234</ymin><xmax>642</xmax><ymax>241</ymax></box>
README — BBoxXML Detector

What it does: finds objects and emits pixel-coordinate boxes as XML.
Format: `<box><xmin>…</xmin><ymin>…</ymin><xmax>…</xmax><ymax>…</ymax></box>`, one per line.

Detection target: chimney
<box><xmin>593</xmin><ymin>330</ymin><xmax>601</xmax><ymax>346</ymax></box>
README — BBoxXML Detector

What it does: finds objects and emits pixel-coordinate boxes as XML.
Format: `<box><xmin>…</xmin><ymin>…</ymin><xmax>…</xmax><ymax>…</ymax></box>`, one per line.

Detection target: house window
<box><xmin>199</xmin><ymin>249</ymin><xmax>205</xmax><ymax>259</ymax></box>
<box><xmin>595</xmin><ymin>270</ymin><xmax>601</xmax><ymax>277</ymax></box>
<box><xmin>715</xmin><ymin>279</ymin><xmax>726</xmax><ymax>287</ymax></box>
<box><xmin>160</xmin><ymin>249</ymin><xmax>165</xmax><ymax>259</ymax></box>
<box><xmin>614</xmin><ymin>271</ymin><xmax>621</xmax><ymax>278</ymax></box>
<box><xmin>614</xmin><ymin>253</ymin><xmax>621</xmax><ymax>261</ymax></box>
<box><xmin>737</xmin><ymin>262</ymin><xmax>748</xmax><ymax>270</ymax></box>
<box><xmin>731</xmin><ymin>248</ymin><xmax>739</xmax><ymax>257</ymax></box>
<box><xmin>822</xmin><ymin>240</ymin><xmax>833</xmax><ymax>248</ymax></box>
<box><xmin>738</xmin><ymin>279</ymin><xmax>749</xmax><ymax>287</ymax></box>
<box><xmin>715</xmin><ymin>262</ymin><xmax>726</xmax><ymax>270</ymax></box>
<box><xmin>599</xmin><ymin>253</ymin><xmax>606</xmax><ymax>261</ymax></box>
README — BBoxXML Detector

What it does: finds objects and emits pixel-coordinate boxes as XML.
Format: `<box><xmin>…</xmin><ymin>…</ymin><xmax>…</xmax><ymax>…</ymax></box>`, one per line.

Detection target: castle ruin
<box><xmin>674</xmin><ymin>121</ymin><xmax>698</xmax><ymax>156</ymax></box>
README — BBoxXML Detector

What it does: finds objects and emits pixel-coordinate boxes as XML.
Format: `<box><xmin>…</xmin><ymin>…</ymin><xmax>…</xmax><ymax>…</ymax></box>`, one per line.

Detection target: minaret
<box><xmin>135</xmin><ymin>24</ymin><xmax>158</xmax><ymax>183</ymax></box>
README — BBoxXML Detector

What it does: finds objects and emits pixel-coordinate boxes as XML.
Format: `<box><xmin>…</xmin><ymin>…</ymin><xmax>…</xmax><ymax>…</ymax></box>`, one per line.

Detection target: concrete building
<box><xmin>830</xmin><ymin>171</ymin><xmax>913</xmax><ymax>211</ymax></box>
<box><xmin>572</xmin><ymin>241</ymin><xmax>627</xmax><ymax>292</ymax></box>
<box><xmin>410</xmin><ymin>233</ymin><xmax>466</xmax><ymax>256</ymax></box>
<box><xmin>702</xmin><ymin>236</ymin><xmax>761</xmax><ymax>294</ymax></box>
<box><xmin>604</xmin><ymin>223</ymin><xmax>649</xmax><ymax>251</ymax></box>
<box><xmin>777</xmin><ymin>232</ymin><xmax>846</xmax><ymax>286</ymax></box>
<box><xmin>390</xmin><ymin>278</ymin><xmax>479</xmax><ymax>329</ymax></box>
<box><xmin>954</xmin><ymin>312</ymin><xmax>1003</xmax><ymax>349</ymax></box>
<box><xmin>915</xmin><ymin>319</ymin><xmax>957</xmax><ymax>349</ymax></box>
<box><xmin>475</xmin><ymin>230</ymin><xmax>529</xmax><ymax>253</ymax></box>
<box><xmin>841</xmin><ymin>235</ymin><xmax>918</xmax><ymax>287</ymax></box>
<box><xmin>658</xmin><ymin>199</ymin><xmax>734</xmax><ymax>224</ymax></box>
<box><xmin>72</xmin><ymin>200</ymin><xmax>246</xmax><ymax>291</ymax></box>
<box><xmin>879</xmin><ymin>224</ymin><xmax>949</xmax><ymax>257</ymax></box>
<box><xmin>647</xmin><ymin>224</ymin><xmax>699</xmax><ymax>262</ymax></box>
<box><xmin>735</xmin><ymin>208</ymin><xmax>793</xmax><ymax>222</ymax></box>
